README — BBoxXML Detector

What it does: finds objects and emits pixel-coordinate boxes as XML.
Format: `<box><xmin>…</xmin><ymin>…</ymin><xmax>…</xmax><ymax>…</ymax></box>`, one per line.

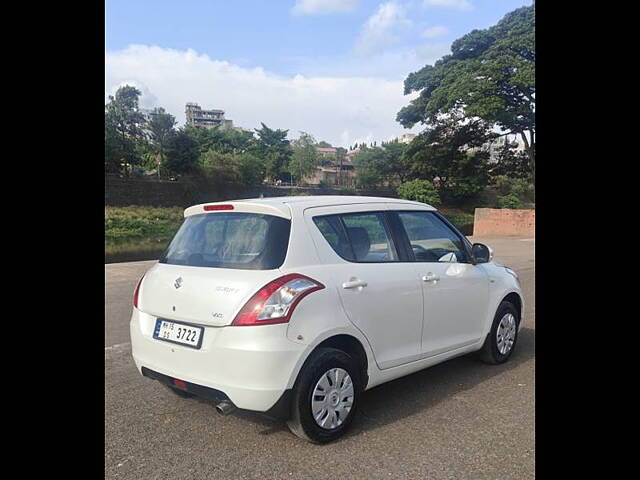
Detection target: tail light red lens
<box><xmin>232</xmin><ymin>274</ymin><xmax>325</xmax><ymax>326</ymax></box>
<box><xmin>133</xmin><ymin>274</ymin><xmax>145</xmax><ymax>309</ymax></box>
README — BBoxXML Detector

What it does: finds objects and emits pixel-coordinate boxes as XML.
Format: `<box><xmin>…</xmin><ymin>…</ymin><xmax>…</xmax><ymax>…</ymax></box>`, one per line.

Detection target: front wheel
<box><xmin>479</xmin><ymin>300</ymin><xmax>520</xmax><ymax>364</ymax></box>
<box><xmin>287</xmin><ymin>348</ymin><xmax>361</xmax><ymax>443</ymax></box>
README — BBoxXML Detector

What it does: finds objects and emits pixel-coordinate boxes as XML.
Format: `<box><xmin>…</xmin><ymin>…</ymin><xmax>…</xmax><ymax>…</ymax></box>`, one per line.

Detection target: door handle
<box><xmin>342</xmin><ymin>279</ymin><xmax>368</xmax><ymax>289</ymax></box>
<box><xmin>422</xmin><ymin>273</ymin><xmax>440</xmax><ymax>283</ymax></box>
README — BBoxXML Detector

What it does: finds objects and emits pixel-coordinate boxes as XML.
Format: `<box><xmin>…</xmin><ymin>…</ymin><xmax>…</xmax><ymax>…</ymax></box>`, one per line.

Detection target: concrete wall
<box><xmin>105</xmin><ymin>176</ymin><xmax>397</xmax><ymax>207</ymax></box>
<box><xmin>473</xmin><ymin>208</ymin><xmax>535</xmax><ymax>236</ymax></box>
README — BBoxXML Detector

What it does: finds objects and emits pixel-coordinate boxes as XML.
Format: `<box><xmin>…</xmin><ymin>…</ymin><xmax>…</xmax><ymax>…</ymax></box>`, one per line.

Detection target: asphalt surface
<box><xmin>105</xmin><ymin>236</ymin><xmax>534</xmax><ymax>479</ymax></box>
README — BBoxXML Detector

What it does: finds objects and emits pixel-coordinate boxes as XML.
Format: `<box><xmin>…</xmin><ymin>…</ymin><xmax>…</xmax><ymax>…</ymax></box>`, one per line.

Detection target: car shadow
<box><xmin>345</xmin><ymin>326</ymin><xmax>534</xmax><ymax>439</ymax></box>
<box><xmin>194</xmin><ymin>327</ymin><xmax>535</xmax><ymax>440</ymax></box>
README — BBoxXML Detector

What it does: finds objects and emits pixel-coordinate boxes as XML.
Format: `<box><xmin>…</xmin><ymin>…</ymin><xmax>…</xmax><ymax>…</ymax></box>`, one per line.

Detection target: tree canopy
<box><xmin>290</xmin><ymin>132</ymin><xmax>319</xmax><ymax>185</ymax></box>
<box><xmin>254</xmin><ymin>123</ymin><xmax>293</xmax><ymax>181</ymax></box>
<box><xmin>397</xmin><ymin>5</ymin><xmax>535</xmax><ymax>180</ymax></box>
<box><xmin>105</xmin><ymin>85</ymin><xmax>146</xmax><ymax>174</ymax></box>
<box><xmin>402</xmin><ymin>116</ymin><xmax>494</xmax><ymax>203</ymax></box>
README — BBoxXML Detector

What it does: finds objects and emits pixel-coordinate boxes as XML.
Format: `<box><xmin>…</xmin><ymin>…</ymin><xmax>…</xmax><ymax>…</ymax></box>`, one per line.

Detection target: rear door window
<box><xmin>313</xmin><ymin>212</ymin><xmax>398</xmax><ymax>262</ymax></box>
<box><xmin>313</xmin><ymin>216</ymin><xmax>355</xmax><ymax>261</ymax></box>
<box><xmin>160</xmin><ymin>212</ymin><xmax>290</xmax><ymax>269</ymax></box>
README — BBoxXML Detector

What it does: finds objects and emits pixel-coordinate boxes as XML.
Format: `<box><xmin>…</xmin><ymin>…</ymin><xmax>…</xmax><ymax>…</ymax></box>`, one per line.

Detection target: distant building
<box><xmin>305</xmin><ymin>146</ymin><xmax>357</xmax><ymax>187</ymax></box>
<box><xmin>316</xmin><ymin>147</ymin><xmax>338</xmax><ymax>158</ymax></box>
<box><xmin>398</xmin><ymin>133</ymin><xmax>417</xmax><ymax>144</ymax></box>
<box><xmin>485</xmin><ymin>134</ymin><xmax>526</xmax><ymax>163</ymax></box>
<box><xmin>185</xmin><ymin>102</ymin><xmax>234</xmax><ymax>130</ymax></box>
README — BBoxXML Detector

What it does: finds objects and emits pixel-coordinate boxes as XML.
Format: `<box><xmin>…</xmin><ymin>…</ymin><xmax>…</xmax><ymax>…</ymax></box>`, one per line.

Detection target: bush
<box><xmin>397</xmin><ymin>179</ymin><xmax>441</xmax><ymax>206</ymax></box>
<box><xmin>492</xmin><ymin>175</ymin><xmax>534</xmax><ymax>203</ymax></box>
<box><xmin>440</xmin><ymin>210</ymin><xmax>475</xmax><ymax>235</ymax></box>
<box><xmin>497</xmin><ymin>194</ymin><xmax>523</xmax><ymax>209</ymax></box>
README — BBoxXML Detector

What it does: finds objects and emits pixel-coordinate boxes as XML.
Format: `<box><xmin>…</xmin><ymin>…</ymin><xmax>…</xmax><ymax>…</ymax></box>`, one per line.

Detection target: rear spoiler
<box><xmin>184</xmin><ymin>201</ymin><xmax>291</xmax><ymax>219</ymax></box>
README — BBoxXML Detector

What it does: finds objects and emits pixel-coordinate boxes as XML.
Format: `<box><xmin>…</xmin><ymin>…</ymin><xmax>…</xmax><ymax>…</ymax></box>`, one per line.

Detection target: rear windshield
<box><xmin>159</xmin><ymin>212</ymin><xmax>290</xmax><ymax>270</ymax></box>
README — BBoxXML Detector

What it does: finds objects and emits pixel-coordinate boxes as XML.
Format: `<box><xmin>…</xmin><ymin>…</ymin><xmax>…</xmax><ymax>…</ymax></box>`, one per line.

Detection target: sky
<box><xmin>105</xmin><ymin>0</ymin><xmax>532</xmax><ymax>148</ymax></box>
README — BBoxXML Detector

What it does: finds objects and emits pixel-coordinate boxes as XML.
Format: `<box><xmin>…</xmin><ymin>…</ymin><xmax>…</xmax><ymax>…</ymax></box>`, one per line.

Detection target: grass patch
<box><xmin>105</xmin><ymin>206</ymin><xmax>184</xmax><ymax>242</ymax></box>
<box><xmin>105</xmin><ymin>206</ymin><xmax>184</xmax><ymax>262</ymax></box>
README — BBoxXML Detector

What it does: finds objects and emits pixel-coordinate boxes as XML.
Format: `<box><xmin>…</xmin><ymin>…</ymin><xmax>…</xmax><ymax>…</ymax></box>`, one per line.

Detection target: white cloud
<box><xmin>421</xmin><ymin>25</ymin><xmax>449</xmax><ymax>38</ymax></box>
<box><xmin>291</xmin><ymin>0</ymin><xmax>358</xmax><ymax>15</ymax></box>
<box><xmin>354</xmin><ymin>1</ymin><xmax>410</xmax><ymax>57</ymax></box>
<box><xmin>423</xmin><ymin>0</ymin><xmax>473</xmax><ymax>11</ymax></box>
<box><xmin>415</xmin><ymin>42</ymin><xmax>451</xmax><ymax>61</ymax></box>
<box><xmin>105</xmin><ymin>45</ymin><xmax>421</xmax><ymax>148</ymax></box>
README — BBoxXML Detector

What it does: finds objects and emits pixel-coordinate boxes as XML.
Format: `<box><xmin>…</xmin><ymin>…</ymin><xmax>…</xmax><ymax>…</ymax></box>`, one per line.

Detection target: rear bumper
<box><xmin>130</xmin><ymin>309</ymin><xmax>305</xmax><ymax>414</ymax></box>
<box><xmin>140</xmin><ymin>366</ymin><xmax>293</xmax><ymax>420</ymax></box>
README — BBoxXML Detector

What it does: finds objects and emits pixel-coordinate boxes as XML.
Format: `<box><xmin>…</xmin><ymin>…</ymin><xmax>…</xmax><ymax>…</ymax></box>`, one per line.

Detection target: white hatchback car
<box><xmin>131</xmin><ymin>196</ymin><xmax>523</xmax><ymax>443</ymax></box>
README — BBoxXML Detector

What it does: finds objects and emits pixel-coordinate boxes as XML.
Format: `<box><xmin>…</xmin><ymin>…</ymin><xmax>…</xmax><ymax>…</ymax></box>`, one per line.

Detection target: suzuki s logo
<box><xmin>174</xmin><ymin>277</ymin><xmax>183</xmax><ymax>289</ymax></box>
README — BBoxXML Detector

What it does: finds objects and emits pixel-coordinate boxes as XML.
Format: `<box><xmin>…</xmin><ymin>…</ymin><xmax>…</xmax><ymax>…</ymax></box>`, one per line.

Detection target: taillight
<box><xmin>232</xmin><ymin>274</ymin><xmax>324</xmax><ymax>326</ymax></box>
<box><xmin>133</xmin><ymin>274</ymin><xmax>145</xmax><ymax>309</ymax></box>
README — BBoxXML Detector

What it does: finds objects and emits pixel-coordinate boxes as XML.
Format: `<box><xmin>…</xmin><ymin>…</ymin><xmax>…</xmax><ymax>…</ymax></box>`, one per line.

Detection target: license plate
<box><xmin>153</xmin><ymin>319</ymin><xmax>204</xmax><ymax>349</ymax></box>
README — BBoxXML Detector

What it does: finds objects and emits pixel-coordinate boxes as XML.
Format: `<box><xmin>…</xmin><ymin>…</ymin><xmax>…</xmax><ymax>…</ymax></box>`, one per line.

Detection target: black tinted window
<box><xmin>160</xmin><ymin>213</ymin><xmax>290</xmax><ymax>269</ymax></box>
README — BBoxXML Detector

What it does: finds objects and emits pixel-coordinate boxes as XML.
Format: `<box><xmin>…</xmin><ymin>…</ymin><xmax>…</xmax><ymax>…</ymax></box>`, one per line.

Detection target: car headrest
<box><xmin>347</xmin><ymin>227</ymin><xmax>371</xmax><ymax>260</ymax></box>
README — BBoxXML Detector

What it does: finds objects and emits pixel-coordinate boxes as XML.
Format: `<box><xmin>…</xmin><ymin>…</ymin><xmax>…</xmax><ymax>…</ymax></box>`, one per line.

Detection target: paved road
<box><xmin>105</xmin><ymin>236</ymin><xmax>534</xmax><ymax>479</ymax></box>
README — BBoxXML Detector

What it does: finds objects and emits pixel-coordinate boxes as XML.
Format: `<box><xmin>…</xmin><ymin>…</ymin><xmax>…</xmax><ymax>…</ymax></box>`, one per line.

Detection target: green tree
<box><xmin>316</xmin><ymin>140</ymin><xmax>332</xmax><ymax>148</ymax></box>
<box><xmin>382</xmin><ymin>140</ymin><xmax>409</xmax><ymax>183</ymax></box>
<box><xmin>335</xmin><ymin>147</ymin><xmax>348</xmax><ymax>186</ymax></box>
<box><xmin>236</xmin><ymin>152</ymin><xmax>266</xmax><ymax>187</ymax></box>
<box><xmin>199</xmin><ymin>149</ymin><xmax>240</xmax><ymax>184</ymax></box>
<box><xmin>492</xmin><ymin>175</ymin><xmax>534</xmax><ymax>204</ymax></box>
<box><xmin>164</xmin><ymin>128</ymin><xmax>199</xmax><ymax>175</ymax></box>
<box><xmin>197</xmin><ymin>149</ymin><xmax>265</xmax><ymax>187</ymax></box>
<box><xmin>104</xmin><ymin>85</ymin><xmax>146</xmax><ymax>175</ymax></box>
<box><xmin>351</xmin><ymin>140</ymin><xmax>409</xmax><ymax>188</ymax></box>
<box><xmin>352</xmin><ymin>147</ymin><xmax>386</xmax><ymax>188</ymax></box>
<box><xmin>147</xmin><ymin>108</ymin><xmax>177</xmax><ymax>177</ymax></box>
<box><xmin>397</xmin><ymin>5</ymin><xmax>535</xmax><ymax>180</ymax></box>
<box><xmin>397</xmin><ymin>179</ymin><xmax>441</xmax><ymax>206</ymax></box>
<box><xmin>290</xmin><ymin>132</ymin><xmax>319</xmax><ymax>185</ymax></box>
<box><xmin>489</xmin><ymin>138</ymin><xmax>531</xmax><ymax>180</ymax></box>
<box><xmin>182</xmin><ymin>125</ymin><xmax>255</xmax><ymax>157</ymax></box>
<box><xmin>497</xmin><ymin>193</ymin><xmax>523</xmax><ymax>209</ymax></box>
<box><xmin>254</xmin><ymin>123</ymin><xmax>292</xmax><ymax>182</ymax></box>
<box><xmin>402</xmin><ymin>116</ymin><xmax>493</xmax><ymax>203</ymax></box>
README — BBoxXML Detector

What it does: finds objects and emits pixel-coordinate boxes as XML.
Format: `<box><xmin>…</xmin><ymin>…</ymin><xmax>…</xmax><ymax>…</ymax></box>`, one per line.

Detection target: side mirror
<box><xmin>471</xmin><ymin>243</ymin><xmax>493</xmax><ymax>264</ymax></box>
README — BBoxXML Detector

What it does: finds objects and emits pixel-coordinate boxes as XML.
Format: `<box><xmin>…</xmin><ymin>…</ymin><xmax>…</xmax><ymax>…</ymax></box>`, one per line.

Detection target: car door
<box><xmin>305</xmin><ymin>205</ymin><xmax>423</xmax><ymax>370</ymax></box>
<box><xmin>394</xmin><ymin>210</ymin><xmax>490</xmax><ymax>357</ymax></box>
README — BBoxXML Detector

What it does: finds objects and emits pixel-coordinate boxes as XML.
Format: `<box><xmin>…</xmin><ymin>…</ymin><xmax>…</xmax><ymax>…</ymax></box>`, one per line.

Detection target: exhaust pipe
<box><xmin>215</xmin><ymin>400</ymin><xmax>236</xmax><ymax>416</ymax></box>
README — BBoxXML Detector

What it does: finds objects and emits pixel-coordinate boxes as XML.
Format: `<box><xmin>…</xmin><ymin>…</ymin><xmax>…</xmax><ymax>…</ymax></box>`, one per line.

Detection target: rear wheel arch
<box><xmin>299</xmin><ymin>334</ymin><xmax>369</xmax><ymax>391</ymax></box>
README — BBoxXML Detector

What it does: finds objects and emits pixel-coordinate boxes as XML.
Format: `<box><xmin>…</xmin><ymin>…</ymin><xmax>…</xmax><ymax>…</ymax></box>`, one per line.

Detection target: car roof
<box><xmin>184</xmin><ymin>195</ymin><xmax>436</xmax><ymax>218</ymax></box>
<box><xmin>239</xmin><ymin>195</ymin><xmax>433</xmax><ymax>208</ymax></box>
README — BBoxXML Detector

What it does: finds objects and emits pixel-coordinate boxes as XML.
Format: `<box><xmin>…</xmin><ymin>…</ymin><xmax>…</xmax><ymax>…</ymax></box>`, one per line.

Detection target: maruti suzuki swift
<box><xmin>130</xmin><ymin>196</ymin><xmax>523</xmax><ymax>443</ymax></box>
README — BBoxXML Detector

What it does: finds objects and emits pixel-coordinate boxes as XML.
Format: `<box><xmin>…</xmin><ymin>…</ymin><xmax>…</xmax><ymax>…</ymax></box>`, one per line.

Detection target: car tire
<box><xmin>479</xmin><ymin>300</ymin><xmax>520</xmax><ymax>365</ymax></box>
<box><xmin>287</xmin><ymin>347</ymin><xmax>361</xmax><ymax>443</ymax></box>
<box><xmin>165</xmin><ymin>384</ymin><xmax>195</xmax><ymax>398</ymax></box>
